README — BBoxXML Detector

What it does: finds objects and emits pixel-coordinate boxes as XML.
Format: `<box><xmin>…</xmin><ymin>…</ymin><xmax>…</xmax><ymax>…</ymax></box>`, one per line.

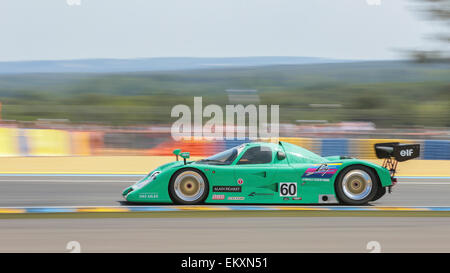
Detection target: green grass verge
<box><xmin>0</xmin><ymin>210</ymin><xmax>449</xmax><ymax>219</ymax></box>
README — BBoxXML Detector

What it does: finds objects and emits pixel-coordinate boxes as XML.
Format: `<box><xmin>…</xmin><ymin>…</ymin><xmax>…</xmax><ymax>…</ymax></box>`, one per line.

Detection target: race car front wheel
<box><xmin>169</xmin><ymin>168</ymin><xmax>209</xmax><ymax>205</ymax></box>
<box><xmin>335</xmin><ymin>165</ymin><xmax>379</xmax><ymax>205</ymax></box>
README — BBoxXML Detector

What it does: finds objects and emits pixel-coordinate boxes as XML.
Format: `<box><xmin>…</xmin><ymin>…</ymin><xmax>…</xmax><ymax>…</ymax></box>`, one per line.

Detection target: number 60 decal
<box><xmin>279</xmin><ymin>182</ymin><xmax>297</xmax><ymax>197</ymax></box>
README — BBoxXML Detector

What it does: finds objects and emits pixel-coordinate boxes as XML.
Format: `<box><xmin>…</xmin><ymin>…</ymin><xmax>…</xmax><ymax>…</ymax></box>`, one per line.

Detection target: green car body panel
<box><xmin>122</xmin><ymin>141</ymin><xmax>392</xmax><ymax>204</ymax></box>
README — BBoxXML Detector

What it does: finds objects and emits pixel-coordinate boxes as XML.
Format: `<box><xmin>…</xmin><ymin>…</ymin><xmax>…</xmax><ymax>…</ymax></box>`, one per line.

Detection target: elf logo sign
<box><xmin>394</xmin><ymin>144</ymin><xmax>420</xmax><ymax>162</ymax></box>
<box><xmin>400</xmin><ymin>149</ymin><xmax>414</xmax><ymax>157</ymax></box>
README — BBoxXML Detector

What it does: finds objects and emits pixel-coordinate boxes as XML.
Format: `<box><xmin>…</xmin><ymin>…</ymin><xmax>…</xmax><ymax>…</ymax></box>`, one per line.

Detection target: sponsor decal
<box><xmin>227</xmin><ymin>196</ymin><xmax>245</xmax><ymax>201</ymax></box>
<box><xmin>400</xmin><ymin>149</ymin><xmax>414</xmax><ymax>157</ymax></box>
<box><xmin>302</xmin><ymin>163</ymin><xmax>342</xmax><ymax>179</ymax></box>
<box><xmin>248</xmin><ymin>192</ymin><xmax>274</xmax><ymax>197</ymax></box>
<box><xmin>248</xmin><ymin>192</ymin><xmax>273</xmax><ymax>200</ymax></box>
<box><xmin>292</xmin><ymin>197</ymin><xmax>302</xmax><ymax>200</ymax></box>
<box><xmin>138</xmin><ymin>193</ymin><xmax>159</xmax><ymax>199</ymax></box>
<box><xmin>237</xmin><ymin>178</ymin><xmax>244</xmax><ymax>185</ymax></box>
<box><xmin>213</xmin><ymin>186</ymin><xmax>242</xmax><ymax>192</ymax></box>
<box><xmin>283</xmin><ymin>197</ymin><xmax>290</xmax><ymax>201</ymax></box>
<box><xmin>302</xmin><ymin>178</ymin><xmax>331</xmax><ymax>182</ymax></box>
<box><xmin>212</xmin><ymin>194</ymin><xmax>225</xmax><ymax>200</ymax></box>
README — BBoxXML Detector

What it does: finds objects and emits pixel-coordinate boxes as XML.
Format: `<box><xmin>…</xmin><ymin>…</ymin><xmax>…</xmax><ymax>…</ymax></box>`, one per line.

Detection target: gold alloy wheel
<box><xmin>174</xmin><ymin>171</ymin><xmax>205</xmax><ymax>202</ymax></box>
<box><xmin>342</xmin><ymin>169</ymin><xmax>373</xmax><ymax>200</ymax></box>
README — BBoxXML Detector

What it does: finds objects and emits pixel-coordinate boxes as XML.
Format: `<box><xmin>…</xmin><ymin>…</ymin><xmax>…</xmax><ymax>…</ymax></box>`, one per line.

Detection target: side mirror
<box><xmin>277</xmin><ymin>151</ymin><xmax>286</xmax><ymax>160</ymax></box>
<box><xmin>180</xmin><ymin>152</ymin><xmax>190</xmax><ymax>165</ymax></box>
<box><xmin>180</xmin><ymin>152</ymin><xmax>190</xmax><ymax>159</ymax></box>
<box><xmin>173</xmin><ymin>149</ymin><xmax>181</xmax><ymax>161</ymax></box>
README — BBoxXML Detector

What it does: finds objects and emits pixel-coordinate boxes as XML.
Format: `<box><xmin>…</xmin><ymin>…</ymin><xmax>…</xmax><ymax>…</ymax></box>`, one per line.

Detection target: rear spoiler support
<box><xmin>374</xmin><ymin>142</ymin><xmax>420</xmax><ymax>191</ymax></box>
<box><xmin>381</xmin><ymin>156</ymin><xmax>399</xmax><ymax>178</ymax></box>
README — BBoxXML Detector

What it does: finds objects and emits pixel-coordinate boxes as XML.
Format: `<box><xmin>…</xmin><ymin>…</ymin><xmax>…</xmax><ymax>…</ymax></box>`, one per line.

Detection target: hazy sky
<box><xmin>0</xmin><ymin>0</ymin><xmax>439</xmax><ymax>61</ymax></box>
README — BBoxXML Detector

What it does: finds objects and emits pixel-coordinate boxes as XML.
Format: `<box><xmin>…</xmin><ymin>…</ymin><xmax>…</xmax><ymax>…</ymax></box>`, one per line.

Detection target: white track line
<box><xmin>399</xmin><ymin>182</ymin><xmax>450</xmax><ymax>185</ymax></box>
<box><xmin>0</xmin><ymin>180</ymin><xmax>449</xmax><ymax>185</ymax></box>
<box><xmin>1</xmin><ymin>205</ymin><xmax>450</xmax><ymax>209</ymax></box>
<box><xmin>0</xmin><ymin>180</ymin><xmax>135</xmax><ymax>183</ymax></box>
<box><xmin>0</xmin><ymin>174</ymin><xmax>145</xmax><ymax>177</ymax></box>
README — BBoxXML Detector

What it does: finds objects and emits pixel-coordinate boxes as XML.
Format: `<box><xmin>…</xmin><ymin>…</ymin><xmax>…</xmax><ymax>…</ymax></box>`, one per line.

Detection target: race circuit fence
<box><xmin>0</xmin><ymin>127</ymin><xmax>449</xmax><ymax>159</ymax></box>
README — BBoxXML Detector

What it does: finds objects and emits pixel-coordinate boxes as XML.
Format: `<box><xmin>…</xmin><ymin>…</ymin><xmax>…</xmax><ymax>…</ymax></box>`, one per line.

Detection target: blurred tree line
<box><xmin>0</xmin><ymin>61</ymin><xmax>448</xmax><ymax>128</ymax></box>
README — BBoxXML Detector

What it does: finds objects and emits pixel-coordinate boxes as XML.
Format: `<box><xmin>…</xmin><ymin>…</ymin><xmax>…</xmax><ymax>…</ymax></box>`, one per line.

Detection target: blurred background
<box><xmin>0</xmin><ymin>0</ymin><xmax>448</xmax><ymax>160</ymax></box>
<box><xmin>1</xmin><ymin>0</ymin><xmax>450</xmax><ymax>255</ymax></box>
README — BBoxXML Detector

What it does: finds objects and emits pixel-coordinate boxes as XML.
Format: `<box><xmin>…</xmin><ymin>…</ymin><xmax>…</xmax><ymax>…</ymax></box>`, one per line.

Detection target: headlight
<box><xmin>133</xmin><ymin>171</ymin><xmax>161</xmax><ymax>189</ymax></box>
<box><xmin>148</xmin><ymin>171</ymin><xmax>161</xmax><ymax>181</ymax></box>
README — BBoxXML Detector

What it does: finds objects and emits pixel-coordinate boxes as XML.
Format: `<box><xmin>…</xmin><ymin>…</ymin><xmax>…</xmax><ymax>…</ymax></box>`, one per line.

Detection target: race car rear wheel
<box><xmin>169</xmin><ymin>168</ymin><xmax>209</xmax><ymax>205</ymax></box>
<box><xmin>335</xmin><ymin>165</ymin><xmax>378</xmax><ymax>205</ymax></box>
<box><xmin>371</xmin><ymin>186</ymin><xmax>386</xmax><ymax>202</ymax></box>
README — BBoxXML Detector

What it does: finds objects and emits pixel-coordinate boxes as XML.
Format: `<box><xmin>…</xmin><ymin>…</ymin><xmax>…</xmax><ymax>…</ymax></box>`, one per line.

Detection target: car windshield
<box><xmin>197</xmin><ymin>145</ymin><xmax>245</xmax><ymax>165</ymax></box>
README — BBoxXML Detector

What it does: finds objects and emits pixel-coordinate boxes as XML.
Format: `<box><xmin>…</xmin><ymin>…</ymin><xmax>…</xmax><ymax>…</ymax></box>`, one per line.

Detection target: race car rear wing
<box><xmin>374</xmin><ymin>142</ymin><xmax>420</xmax><ymax>178</ymax></box>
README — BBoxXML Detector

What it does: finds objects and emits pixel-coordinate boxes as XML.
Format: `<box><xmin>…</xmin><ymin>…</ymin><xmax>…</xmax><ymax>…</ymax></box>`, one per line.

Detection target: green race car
<box><xmin>122</xmin><ymin>141</ymin><xmax>420</xmax><ymax>205</ymax></box>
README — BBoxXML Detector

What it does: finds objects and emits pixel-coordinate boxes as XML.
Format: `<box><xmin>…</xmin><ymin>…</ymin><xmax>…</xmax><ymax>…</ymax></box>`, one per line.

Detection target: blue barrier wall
<box><xmin>17</xmin><ymin>129</ymin><xmax>29</xmax><ymax>156</ymax></box>
<box><xmin>2</xmin><ymin>127</ymin><xmax>449</xmax><ymax>159</ymax></box>
<box><xmin>423</xmin><ymin>140</ymin><xmax>450</xmax><ymax>160</ymax></box>
<box><xmin>320</xmin><ymin>138</ymin><xmax>349</xmax><ymax>157</ymax></box>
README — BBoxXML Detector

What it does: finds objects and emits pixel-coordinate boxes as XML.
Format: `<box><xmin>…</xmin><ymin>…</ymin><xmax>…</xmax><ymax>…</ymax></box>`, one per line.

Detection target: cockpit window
<box><xmin>197</xmin><ymin>144</ymin><xmax>246</xmax><ymax>165</ymax></box>
<box><xmin>237</xmin><ymin>145</ymin><xmax>273</xmax><ymax>165</ymax></box>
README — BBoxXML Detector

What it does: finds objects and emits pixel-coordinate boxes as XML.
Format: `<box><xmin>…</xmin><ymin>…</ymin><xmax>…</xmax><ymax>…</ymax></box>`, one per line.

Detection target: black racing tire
<box><xmin>335</xmin><ymin>165</ymin><xmax>379</xmax><ymax>205</ymax></box>
<box><xmin>371</xmin><ymin>186</ymin><xmax>387</xmax><ymax>202</ymax></box>
<box><xmin>168</xmin><ymin>168</ymin><xmax>209</xmax><ymax>205</ymax></box>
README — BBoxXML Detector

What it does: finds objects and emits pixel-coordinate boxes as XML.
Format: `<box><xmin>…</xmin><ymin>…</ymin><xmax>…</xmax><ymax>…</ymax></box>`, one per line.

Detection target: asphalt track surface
<box><xmin>0</xmin><ymin>175</ymin><xmax>449</xmax><ymax>252</ymax></box>
<box><xmin>0</xmin><ymin>175</ymin><xmax>449</xmax><ymax>207</ymax></box>
<box><xmin>0</xmin><ymin>217</ymin><xmax>449</xmax><ymax>252</ymax></box>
